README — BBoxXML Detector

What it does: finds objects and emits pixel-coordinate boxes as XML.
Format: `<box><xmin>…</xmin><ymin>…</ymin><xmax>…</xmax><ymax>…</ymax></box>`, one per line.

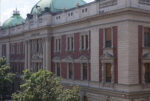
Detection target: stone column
<box><xmin>6</xmin><ymin>42</ymin><xmax>10</xmax><ymax>63</ymax></box>
<box><xmin>45</xmin><ymin>37</ymin><xmax>51</xmax><ymax>71</ymax></box>
<box><xmin>25</xmin><ymin>41</ymin><xmax>28</xmax><ymax>69</ymax></box>
<box><xmin>142</xmin><ymin>63</ymin><xmax>145</xmax><ymax>85</ymax></box>
<box><xmin>25</xmin><ymin>41</ymin><xmax>28</xmax><ymax>70</ymax></box>
<box><xmin>111</xmin><ymin>63</ymin><xmax>114</xmax><ymax>84</ymax></box>
<box><xmin>0</xmin><ymin>44</ymin><xmax>2</xmax><ymax>57</ymax></box>
<box><xmin>43</xmin><ymin>38</ymin><xmax>46</xmax><ymax>70</ymax></box>
<box><xmin>102</xmin><ymin>63</ymin><xmax>105</xmax><ymax>84</ymax></box>
<box><xmin>90</xmin><ymin>27</ymin><xmax>100</xmax><ymax>81</ymax></box>
<box><xmin>27</xmin><ymin>40</ymin><xmax>31</xmax><ymax>69</ymax></box>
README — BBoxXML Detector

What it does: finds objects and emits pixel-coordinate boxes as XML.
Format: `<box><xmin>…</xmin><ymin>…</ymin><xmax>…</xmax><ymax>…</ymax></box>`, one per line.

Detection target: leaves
<box><xmin>12</xmin><ymin>70</ymin><xmax>80</xmax><ymax>101</ymax></box>
<box><xmin>0</xmin><ymin>57</ymin><xmax>16</xmax><ymax>100</ymax></box>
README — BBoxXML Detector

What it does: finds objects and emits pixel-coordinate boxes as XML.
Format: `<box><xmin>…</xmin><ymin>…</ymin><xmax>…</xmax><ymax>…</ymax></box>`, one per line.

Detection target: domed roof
<box><xmin>2</xmin><ymin>10</ymin><xmax>25</xmax><ymax>29</ymax></box>
<box><xmin>31</xmin><ymin>0</ymin><xmax>86</xmax><ymax>14</ymax></box>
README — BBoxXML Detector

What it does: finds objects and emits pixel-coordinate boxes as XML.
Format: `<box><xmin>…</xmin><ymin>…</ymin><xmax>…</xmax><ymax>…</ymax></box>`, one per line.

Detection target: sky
<box><xmin>0</xmin><ymin>0</ymin><xmax>94</xmax><ymax>25</ymax></box>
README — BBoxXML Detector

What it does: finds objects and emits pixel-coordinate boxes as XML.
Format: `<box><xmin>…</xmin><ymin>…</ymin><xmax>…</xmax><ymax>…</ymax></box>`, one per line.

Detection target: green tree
<box><xmin>0</xmin><ymin>57</ymin><xmax>16</xmax><ymax>100</ymax></box>
<box><xmin>12</xmin><ymin>70</ymin><xmax>80</xmax><ymax>101</ymax></box>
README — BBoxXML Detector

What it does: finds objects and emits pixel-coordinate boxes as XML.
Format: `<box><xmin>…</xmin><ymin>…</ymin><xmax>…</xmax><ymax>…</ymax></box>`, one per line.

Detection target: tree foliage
<box><xmin>0</xmin><ymin>57</ymin><xmax>16</xmax><ymax>100</ymax></box>
<box><xmin>12</xmin><ymin>70</ymin><xmax>80</xmax><ymax>101</ymax></box>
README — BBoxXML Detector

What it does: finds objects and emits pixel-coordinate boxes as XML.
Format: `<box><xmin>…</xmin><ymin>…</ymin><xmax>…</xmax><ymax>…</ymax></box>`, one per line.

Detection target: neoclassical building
<box><xmin>0</xmin><ymin>0</ymin><xmax>150</xmax><ymax>101</ymax></box>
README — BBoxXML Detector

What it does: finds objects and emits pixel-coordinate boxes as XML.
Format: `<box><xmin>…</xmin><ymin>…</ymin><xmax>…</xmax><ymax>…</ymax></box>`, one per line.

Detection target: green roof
<box><xmin>2</xmin><ymin>12</ymin><xmax>25</xmax><ymax>29</ymax></box>
<box><xmin>31</xmin><ymin>0</ymin><xmax>86</xmax><ymax>14</ymax></box>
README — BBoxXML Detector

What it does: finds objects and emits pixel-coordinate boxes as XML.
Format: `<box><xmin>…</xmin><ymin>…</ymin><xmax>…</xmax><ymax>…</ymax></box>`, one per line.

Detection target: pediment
<box><xmin>78</xmin><ymin>55</ymin><xmax>89</xmax><ymax>61</ymax></box>
<box><xmin>62</xmin><ymin>55</ymin><xmax>74</xmax><ymax>61</ymax></box>
<box><xmin>142</xmin><ymin>52</ymin><xmax>150</xmax><ymax>59</ymax></box>
<box><xmin>52</xmin><ymin>56</ymin><xmax>61</xmax><ymax>62</ymax></box>
<box><xmin>75</xmin><ymin>55</ymin><xmax>89</xmax><ymax>63</ymax></box>
<box><xmin>100</xmin><ymin>52</ymin><xmax>114</xmax><ymax>60</ymax></box>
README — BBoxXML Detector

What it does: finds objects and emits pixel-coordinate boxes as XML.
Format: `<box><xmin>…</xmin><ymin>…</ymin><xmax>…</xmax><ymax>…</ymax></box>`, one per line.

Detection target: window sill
<box><xmin>79</xmin><ymin>49</ymin><xmax>90</xmax><ymax>51</ymax></box>
<box><xmin>139</xmin><ymin>1</ymin><xmax>150</xmax><ymax>5</ymax></box>
<box><xmin>66</xmin><ymin>50</ymin><xmax>74</xmax><ymax>52</ymax></box>
<box><xmin>143</xmin><ymin>47</ymin><xmax>150</xmax><ymax>49</ymax></box>
<box><xmin>103</xmin><ymin>47</ymin><xmax>113</xmax><ymax>50</ymax></box>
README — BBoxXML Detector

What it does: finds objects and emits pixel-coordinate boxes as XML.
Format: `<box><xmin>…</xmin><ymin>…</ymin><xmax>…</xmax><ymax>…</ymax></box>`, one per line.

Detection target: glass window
<box><xmin>145</xmin><ymin>63</ymin><xmax>150</xmax><ymax>83</ymax></box>
<box><xmin>82</xmin><ymin>63</ymin><xmax>88</xmax><ymax>80</ymax></box>
<box><xmin>80</xmin><ymin>33</ymin><xmax>89</xmax><ymax>50</ymax></box>
<box><xmin>55</xmin><ymin>38</ymin><xmax>61</xmax><ymax>52</ymax></box>
<box><xmin>66</xmin><ymin>36</ymin><xmax>74</xmax><ymax>51</ymax></box>
<box><xmin>81</xmin><ymin>35</ymin><xmax>84</xmax><ymax>50</ymax></box>
<box><xmin>85</xmin><ymin>35</ymin><xmax>89</xmax><ymax>50</ymax></box>
<box><xmin>56</xmin><ymin>63</ymin><xmax>61</xmax><ymax>76</ymax></box>
<box><xmin>67</xmin><ymin>37</ymin><xmax>70</xmax><ymax>50</ymax></box>
<box><xmin>144</xmin><ymin>27</ymin><xmax>150</xmax><ymax>47</ymax></box>
<box><xmin>71</xmin><ymin>37</ymin><xmax>74</xmax><ymax>50</ymax></box>
<box><xmin>2</xmin><ymin>44</ymin><xmax>6</xmax><ymax>57</ymax></box>
<box><xmin>68</xmin><ymin>63</ymin><xmax>73</xmax><ymax>79</ymax></box>
<box><xmin>105</xmin><ymin>63</ymin><xmax>111</xmax><ymax>83</ymax></box>
<box><xmin>105</xmin><ymin>28</ymin><xmax>112</xmax><ymax>48</ymax></box>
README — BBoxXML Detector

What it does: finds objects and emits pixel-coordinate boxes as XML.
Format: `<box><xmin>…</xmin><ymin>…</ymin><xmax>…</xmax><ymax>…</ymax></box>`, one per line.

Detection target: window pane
<box><xmin>37</xmin><ymin>40</ymin><xmax>39</xmax><ymax>52</ymax></box>
<box><xmin>85</xmin><ymin>35</ymin><xmax>89</xmax><ymax>49</ymax></box>
<box><xmin>69</xmin><ymin>63</ymin><xmax>73</xmax><ymax>79</ymax></box>
<box><xmin>106</xmin><ymin>63</ymin><xmax>111</xmax><ymax>83</ymax></box>
<box><xmin>81</xmin><ymin>35</ymin><xmax>84</xmax><ymax>49</ymax></box>
<box><xmin>57</xmin><ymin>63</ymin><xmax>60</xmax><ymax>76</ymax></box>
<box><xmin>144</xmin><ymin>27</ymin><xmax>150</xmax><ymax>47</ymax></box>
<box><xmin>67</xmin><ymin>37</ymin><xmax>70</xmax><ymax>50</ymax></box>
<box><xmin>59</xmin><ymin>39</ymin><xmax>61</xmax><ymax>51</ymax></box>
<box><xmin>83</xmin><ymin>63</ymin><xmax>88</xmax><ymax>80</ymax></box>
<box><xmin>105</xmin><ymin>28</ymin><xmax>112</xmax><ymax>48</ymax></box>
<box><xmin>71</xmin><ymin>37</ymin><xmax>74</xmax><ymax>50</ymax></box>
<box><xmin>56</xmin><ymin>39</ymin><xmax>57</xmax><ymax>51</ymax></box>
<box><xmin>145</xmin><ymin>63</ymin><xmax>150</xmax><ymax>83</ymax></box>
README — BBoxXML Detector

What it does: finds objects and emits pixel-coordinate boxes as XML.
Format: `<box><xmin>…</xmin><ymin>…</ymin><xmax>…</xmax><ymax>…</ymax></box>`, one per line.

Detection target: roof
<box><xmin>2</xmin><ymin>10</ymin><xmax>25</xmax><ymax>29</ymax></box>
<box><xmin>31</xmin><ymin>0</ymin><xmax>86</xmax><ymax>15</ymax></box>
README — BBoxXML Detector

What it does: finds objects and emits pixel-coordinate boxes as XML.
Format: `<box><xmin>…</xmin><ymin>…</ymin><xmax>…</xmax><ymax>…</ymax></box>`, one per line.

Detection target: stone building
<box><xmin>0</xmin><ymin>0</ymin><xmax>150</xmax><ymax>101</ymax></box>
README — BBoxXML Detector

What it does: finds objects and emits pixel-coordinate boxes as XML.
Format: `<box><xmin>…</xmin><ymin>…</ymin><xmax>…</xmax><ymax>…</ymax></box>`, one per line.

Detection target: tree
<box><xmin>0</xmin><ymin>57</ymin><xmax>16</xmax><ymax>100</ymax></box>
<box><xmin>12</xmin><ymin>70</ymin><xmax>80</xmax><ymax>101</ymax></box>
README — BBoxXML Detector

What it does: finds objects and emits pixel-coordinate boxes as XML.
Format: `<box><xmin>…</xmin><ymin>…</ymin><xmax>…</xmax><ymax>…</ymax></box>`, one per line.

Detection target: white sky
<box><xmin>0</xmin><ymin>0</ymin><xmax>94</xmax><ymax>25</ymax></box>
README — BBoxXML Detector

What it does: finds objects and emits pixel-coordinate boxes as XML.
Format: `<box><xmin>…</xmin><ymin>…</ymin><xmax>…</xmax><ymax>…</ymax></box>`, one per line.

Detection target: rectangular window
<box><xmin>11</xmin><ymin>44</ymin><xmax>15</xmax><ymax>55</ymax></box>
<box><xmin>81</xmin><ymin>35</ymin><xmax>84</xmax><ymax>50</ymax></box>
<box><xmin>139</xmin><ymin>0</ymin><xmax>150</xmax><ymax>4</ymax></box>
<box><xmin>55</xmin><ymin>38</ymin><xmax>61</xmax><ymax>52</ymax></box>
<box><xmin>17</xmin><ymin>43</ymin><xmax>20</xmax><ymax>55</ymax></box>
<box><xmin>39</xmin><ymin>40</ymin><xmax>43</xmax><ymax>53</ymax></box>
<box><xmin>105</xmin><ymin>28</ymin><xmax>112</xmax><ymax>48</ymax></box>
<box><xmin>82</xmin><ymin>63</ymin><xmax>88</xmax><ymax>80</ymax></box>
<box><xmin>144</xmin><ymin>27</ymin><xmax>150</xmax><ymax>47</ymax></box>
<box><xmin>80</xmin><ymin>32</ymin><xmax>89</xmax><ymax>50</ymax></box>
<box><xmin>66</xmin><ymin>35</ymin><xmax>74</xmax><ymax>51</ymax></box>
<box><xmin>71</xmin><ymin>37</ymin><xmax>74</xmax><ymax>50</ymax></box>
<box><xmin>85</xmin><ymin>35</ymin><xmax>89</xmax><ymax>50</ymax></box>
<box><xmin>105</xmin><ymin>63</ymin><xmax>112</xmax><ymax>83</ymax></box>
<box><xmin>67</xmin><ymin>37</ymin><xmax>70</xmax><ymax>51</ymax></box>
<box><xmin>56</xmin><ymin>63</ymin><xmax>61</xmax><ymax>76</ymax></box>
<box><xmin>37</xmin><ymin>40</ymin><xmax>39</xmax><ymax>52</ymax></box>
<box><xmin>68</xmin><ymin>63</ymin><xmax>73</xmax><ymax>79</ymax></box>
<box><xmin>2</xmin><ymin>44</ymin><xmax>6</xmax><ymax>57</ymax></box>
<box><xmin>145</xmin><ymin>63</ymin><xmax>150</xmax><ymax>83</ymax></box>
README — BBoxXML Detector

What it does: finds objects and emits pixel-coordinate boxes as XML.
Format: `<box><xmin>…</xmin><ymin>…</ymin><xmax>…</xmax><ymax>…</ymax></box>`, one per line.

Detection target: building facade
<box><xmin>0</xmin><ymin>0</ymin><xmax>150</xmax><ymax>101</ymax></box>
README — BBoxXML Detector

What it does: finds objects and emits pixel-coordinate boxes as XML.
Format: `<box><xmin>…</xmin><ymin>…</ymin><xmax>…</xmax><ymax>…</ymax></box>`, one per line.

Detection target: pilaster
<box><xmin>45</xmin><ymin>37</ymin><xmax>51</xmax><ymax>71</ymax></box>
<box><xmin>25</xmin><ymin>41</ymin><xmax>28</xmax><ymax>69</ymax></box>
<box><xmin>27</xmin><ymin>40</ymin><xmax>31</xmax><ymax>69</ymax></box>
<box><xmin>43</xmin><ymin>38</ymin><xmax>46</xmax><ymax>69</ymax></box>
<box><xmin>6</xmin><ymin>43</ymin><xmax>10</xmax><ymax>63</ymax></box>
<box><xmin>90</xmin><ymin>27</ymin><xmax>99</xmax><ymax>81</ymax></box>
